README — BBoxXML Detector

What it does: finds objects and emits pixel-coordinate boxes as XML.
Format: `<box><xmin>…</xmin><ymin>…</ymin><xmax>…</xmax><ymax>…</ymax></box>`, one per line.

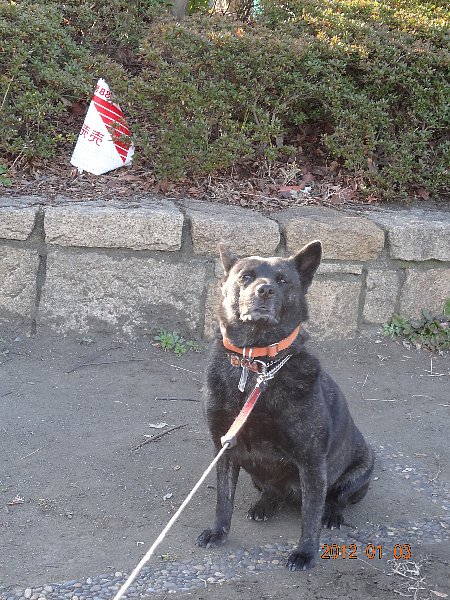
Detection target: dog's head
<box><xmin>217</xmin><ymin>241</ymin><xmax>322</xmax><ymax>346</ymax></box>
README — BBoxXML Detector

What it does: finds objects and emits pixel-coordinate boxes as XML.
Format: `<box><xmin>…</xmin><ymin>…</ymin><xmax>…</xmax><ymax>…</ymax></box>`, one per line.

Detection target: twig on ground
<box><xmin>155</xmin><ymin>397</ymin><xmax>200</xmax><ymax>403</ymax></box>
<box><xmin>131</xmin><ymin>424</ymin><xmax>187</xmax><ymax>452</ymax></box>
<box><xmin>428</xmin><ymin>454</ymin><xmax>442</xmax><ymax>484</ymax></box>
<box><xmin>388</xmin><ymin>560</ymin><xmax>428</xmax><ymax>600</ymax></box>
<box><xmin>360</xmin><ymin>372</ymin><xmax>370</xmax><ymax>400</ymax></box>
<box><xmin>363</xmin><ymin>398</ymin><xmax>397</xmax><ymax>402</ymax></box>
<box><xmin>390</xmin><ymin>561</ymin><xmax>421</xmax><ymax>580</ymax></box>
<box><xmin>20</xmin><ymin>447</ymin><xmax>44</xmax><ymax>460</ymax></box>
<box><xmin>354</xmin><ymin>556</ymin><xmax>386</xmax><ymax>573</ymax></box>
<box><xmin>421</xmin><ymin>357</ymin><xmax>449</xmax><ymax>378</ymax></box>
<box><xmin>65</xmin><ymin>358</ymin><xmax>144</xmax><ymax>374</ymax></box>
<box><xmin>169</xmin><ymin>364</ymin><xmax>198</xmax><ymax>375</ymax></box>
<box><xmin>151</xmin><ymin>357</ymin><xmax>202</xmax><ymax>384</ymax></box>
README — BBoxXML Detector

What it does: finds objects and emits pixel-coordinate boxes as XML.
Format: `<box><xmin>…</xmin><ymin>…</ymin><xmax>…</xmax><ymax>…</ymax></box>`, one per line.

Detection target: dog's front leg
<box><xmin>196</xmin><ymin>444</ymin><xmax>240</xmax><ymax>548</ymax></box>
<box><xmin>287</xmin><ymin>460</ymin><xmax>327</xmax><ymax>571</ymax></box>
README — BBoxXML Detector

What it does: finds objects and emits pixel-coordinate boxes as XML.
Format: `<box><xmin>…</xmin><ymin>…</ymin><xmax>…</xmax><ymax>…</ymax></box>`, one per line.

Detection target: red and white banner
<box><xmin>71</xmin><ymin>79</ymin><xmax>134</xmax><ymax>175</ymax></box>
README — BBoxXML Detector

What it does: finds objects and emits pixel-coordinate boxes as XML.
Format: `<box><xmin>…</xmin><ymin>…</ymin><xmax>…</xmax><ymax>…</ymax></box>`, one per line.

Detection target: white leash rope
<box><xmin>112</xmin><ymin>355</ymin><xmax>292</xmax><ymax>600</ymax></box>
<box><xmin>113</xmin><ymin>442</ymin><xmax>230</xmax><ymax>600</ymax></box>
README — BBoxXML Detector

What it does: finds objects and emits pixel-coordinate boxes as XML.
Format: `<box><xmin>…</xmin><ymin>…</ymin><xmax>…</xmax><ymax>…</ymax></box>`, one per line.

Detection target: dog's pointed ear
<box><xmin>219</xmin><ymin>243</ymin><xmax>238</xmax><ymax>274</ymax></box>
<box><xmin>291</xmin><ymin>240</ymin><xmax>322</xmax><ymax>290</ymax></box>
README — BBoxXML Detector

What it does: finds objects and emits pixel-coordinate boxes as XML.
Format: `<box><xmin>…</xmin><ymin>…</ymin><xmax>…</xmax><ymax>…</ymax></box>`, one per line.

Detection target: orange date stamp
<box><xmin>321</xmin><ymin>543</ymin><xmax>412</xmax><ymax>560</ymax></box>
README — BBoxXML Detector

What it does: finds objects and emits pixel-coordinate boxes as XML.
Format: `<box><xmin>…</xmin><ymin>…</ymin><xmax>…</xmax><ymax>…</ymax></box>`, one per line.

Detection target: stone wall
<box><xmin>1</xmin><ymin>196</ymin><xmax>449</xmax><ymax>340</ymax></box>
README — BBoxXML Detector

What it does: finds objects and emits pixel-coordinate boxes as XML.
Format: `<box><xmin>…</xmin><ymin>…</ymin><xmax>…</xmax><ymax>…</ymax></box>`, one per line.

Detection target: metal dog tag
<box><xmin>238</xmin><ymin>365</ymin><xmax>249</xmax><ymax>392</ymax></box>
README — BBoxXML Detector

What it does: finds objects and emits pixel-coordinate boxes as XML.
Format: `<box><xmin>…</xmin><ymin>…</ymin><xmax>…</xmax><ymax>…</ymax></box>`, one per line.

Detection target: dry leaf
<box><xmin>329</xmin><ymin>160</ymin><xmax>339</xmax><ymax>172</ymax></box>
<box><xmin>416</xmin><ymin>187</ymin><xmax>430</xmax><ymax>200</ymax></box>
<box><xmin>302</xmin><ymin>172</ymin><xmax>315</xmax><ymax>184</ymax></box>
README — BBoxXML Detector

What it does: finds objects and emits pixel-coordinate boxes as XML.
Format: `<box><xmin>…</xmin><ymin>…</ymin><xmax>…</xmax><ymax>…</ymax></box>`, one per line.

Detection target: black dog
<box><xmin>196</xmin><ymin>241</ymin><xmax>374</xmax><ymax>571</ymax></box>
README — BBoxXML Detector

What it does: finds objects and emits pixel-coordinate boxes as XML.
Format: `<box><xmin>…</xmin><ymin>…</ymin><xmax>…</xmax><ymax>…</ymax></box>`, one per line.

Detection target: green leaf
<box><xmin>391</xmin><ymin>315</ymin><xmax>406</xmax><ymax>328</ymax></box>
<box><xmin>0</xmin><ymin>164</ymin><xmax>12</xmax><ymax>186</ymax></box>
<box><xmin>443</xmin><ymin>298</ymin><xmax>450</xmax><ymax>317</ymax></box>
<box><xmin>422</xmin><ymin>308</ymin><xmax>432</xmax><ymax>321</ymax></box>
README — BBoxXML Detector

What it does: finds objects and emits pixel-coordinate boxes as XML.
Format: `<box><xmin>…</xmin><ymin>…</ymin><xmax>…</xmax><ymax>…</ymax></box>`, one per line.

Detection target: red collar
<box><xmin>221</xmin><ymin>325</ymin><xmax>301</xmax><ymax>358</ymax></box>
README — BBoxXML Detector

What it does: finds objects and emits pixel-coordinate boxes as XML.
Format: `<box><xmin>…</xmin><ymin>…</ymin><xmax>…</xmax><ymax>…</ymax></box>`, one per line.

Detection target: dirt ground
<box><xmin>0</xmin><ymin>329</ymin><xmax>449</xmax><ymax>599</ymax></box>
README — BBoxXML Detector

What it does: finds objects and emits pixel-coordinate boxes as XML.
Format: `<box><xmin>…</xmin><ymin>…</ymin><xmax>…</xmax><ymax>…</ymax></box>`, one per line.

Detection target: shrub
<box><xmin>122</xmin><ymin>5</ymin><xmax>449</xmax><ymax>195</ymax></box>
<box><xmin>258</xmin><ymin>0</ymin><xmax>450</xmax><ymax>196</ymax></box>
<box><xmin>0</xmin><ymin>0</ymin><xmax>448</xmax><ymax>199</ymax></box>
<box><xmin>54</xmin><ymin>0</ymin><xmax>164</xmax><ymax>53</ymax></box>
<box><xmin>125</xmin><ymin>15</ymin><xmax>312</xmax><ymax>177</ymax></box>
<box><xmin>0</xmin><ymin>2</ymin><xmax>100</xmax><ymax>158</ymax></box>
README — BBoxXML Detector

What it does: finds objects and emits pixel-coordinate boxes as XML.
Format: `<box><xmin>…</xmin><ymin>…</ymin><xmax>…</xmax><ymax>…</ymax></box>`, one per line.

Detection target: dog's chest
<box><xmin>233</xmin><ymin>404</ymin><xmax>295</xmax><ymax>467</ymax></box>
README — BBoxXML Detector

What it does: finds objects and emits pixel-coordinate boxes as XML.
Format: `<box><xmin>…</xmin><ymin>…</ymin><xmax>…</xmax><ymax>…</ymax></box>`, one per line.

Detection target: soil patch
<box><xmin>0</xmin><ymin>331</ymin><xmax>448</xmax><ymax>599</ymax></box>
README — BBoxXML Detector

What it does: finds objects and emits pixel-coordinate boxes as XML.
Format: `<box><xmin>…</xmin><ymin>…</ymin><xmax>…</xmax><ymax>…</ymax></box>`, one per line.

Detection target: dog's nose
<box><xmin>256</xmin><ymin>284</ymin><xmax>275</xmax><ymax>299</ymax></box>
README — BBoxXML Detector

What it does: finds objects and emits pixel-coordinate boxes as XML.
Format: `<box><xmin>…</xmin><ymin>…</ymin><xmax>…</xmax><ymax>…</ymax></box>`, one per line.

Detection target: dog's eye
<box><xmin>240</xmin><ymin>272</ymin><xmax>254</xmax><ymax>284</ymax></box>
<box><xmin>276</xmin><ymin>274</ymin><xmax>289</xmax><ymax>285</ymax></box>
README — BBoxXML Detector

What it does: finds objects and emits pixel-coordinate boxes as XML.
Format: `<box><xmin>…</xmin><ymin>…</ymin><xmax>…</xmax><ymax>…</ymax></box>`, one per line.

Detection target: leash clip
<box><xmin>258</xmin><ymin>354</ymin><xmax>292</xmax><ymax>385</ymax></box>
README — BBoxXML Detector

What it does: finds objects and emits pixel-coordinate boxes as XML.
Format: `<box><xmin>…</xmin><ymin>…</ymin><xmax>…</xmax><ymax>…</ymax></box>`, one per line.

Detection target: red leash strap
<box><xmin>220</xmin><ymin>381</ymin><xmax>267</xmax><ymax>448</ymax></box>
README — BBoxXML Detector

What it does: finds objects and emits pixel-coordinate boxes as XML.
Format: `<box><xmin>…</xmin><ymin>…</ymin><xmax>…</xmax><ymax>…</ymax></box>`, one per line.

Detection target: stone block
<box><xmin>0</xmin><ymin>246</ymin><xmax>39</xmax><ymax>325</ymax></box>
<box><xmin>367</xmin><ymin>208</ymin><xmax>450</xmax><ymax>261</ymax></box>
<box><xmin>44</xmin><ymin>200</ymin><xmax>183</xmax><ymax>250</ymax></box>
<box><xmin>183</xmin><ymin>199</ymin><xmax>280</xmax><ymax>257</ymax></box>
<box><xmin>317</xmin><ymin>262</ymin><xmax>363</xmax><ymax>275</ymax></box>
<box><xmin>0</xmin><ymin>202</ymin><xmax>38</xmax><ymax>240</ymax></box>
<box><xmin>204</xmin><ymin>279</ymin><xmax>221</xmax><ymax>339</ymax></box>
<box><xmin>276</xmin><ymin>207</ymin><xmax>384</xmax><ymax>261</ymax></box>
<box><xmin>399</xmin><ymin>268</ymin><xmax>450</xmax><ymax>318</ymax></box>
<box><xmin>307</xmin><ymin>278</ymin><xmax>361</xmax><ymax>339</ymax></box>
<box><xmin>39</xmin><ymin>249</ymin><xmax>207</xmax><ymax>335</ymax></box>
<box><xmin>363</xmin><ymin>270</ymin><xmax>399</xmax><ymax>323</ymax></box>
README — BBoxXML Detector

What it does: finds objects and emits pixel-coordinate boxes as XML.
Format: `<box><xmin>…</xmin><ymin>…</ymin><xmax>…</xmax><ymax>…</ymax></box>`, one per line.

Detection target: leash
<box><xmin>112</xmin><ymin>354</ymin><xmax>292</xmax><ymax>600</ymax></box>
<box><xmin>112</xmin><ymin>442</ymin><xmax>229</xmax><ymax>600</ymax></box>
<box><xmin>221</xmin><ymin>353</ymin><xmax>292</xmax><ymax>447</ymax></box>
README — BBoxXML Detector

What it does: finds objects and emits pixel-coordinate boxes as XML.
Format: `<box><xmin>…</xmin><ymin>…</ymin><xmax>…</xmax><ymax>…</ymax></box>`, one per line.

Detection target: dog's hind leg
<box><xmin>247</xmin><ymin>485</ymin><xmax>283</xmax><ymax>521</ymax></box>
<box><xmin>323</xmin><ymin>447</ymin><xmax>374</xmax><ymax>529</ymax></box>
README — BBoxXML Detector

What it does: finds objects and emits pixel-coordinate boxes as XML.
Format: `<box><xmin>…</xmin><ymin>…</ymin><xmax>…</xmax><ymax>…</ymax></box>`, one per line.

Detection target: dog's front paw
<box><xmin>195</xmin><ymin>528</ymin><xmax>228</xmax><ymax>549</ymax></box>
<box><xmin>286</xmin><ymin>548</ymin><xmax>316</xmax><ymax>571</ymax></box>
